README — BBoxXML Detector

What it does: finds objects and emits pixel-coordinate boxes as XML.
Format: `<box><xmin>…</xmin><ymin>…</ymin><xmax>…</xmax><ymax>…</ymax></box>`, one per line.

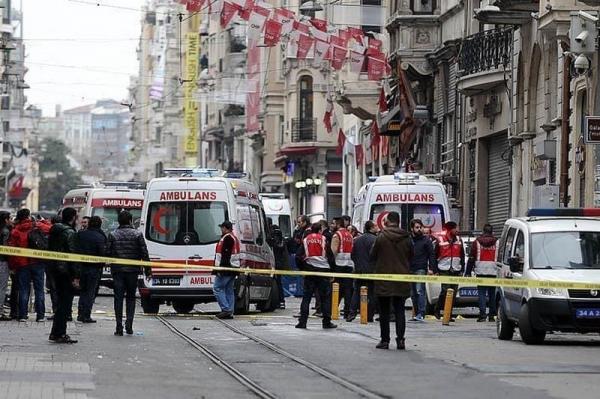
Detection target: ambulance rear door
<box><xmin>89</xmin><ymin>190</ymin><xmax>145</xmax><ymax>233</ymax></box>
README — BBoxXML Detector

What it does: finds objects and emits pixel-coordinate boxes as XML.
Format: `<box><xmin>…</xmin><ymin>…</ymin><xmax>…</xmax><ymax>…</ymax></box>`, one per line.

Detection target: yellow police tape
<box><xmin>2</xmin><ymin>246</ymin><xmax>600</xmax><ymax>290</ymax></box>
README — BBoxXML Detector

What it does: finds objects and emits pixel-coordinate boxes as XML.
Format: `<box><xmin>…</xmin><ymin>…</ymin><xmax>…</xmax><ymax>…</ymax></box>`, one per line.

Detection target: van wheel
<box><xmin>257</xmin><ymin>279</ymin><xmax>279</xmax><ymax>313</ymax></box>
<box><xmin>496</xmin><ymin>300</ymin><xmax>514</xmax><ymax>340</ymax></box>
<box><xmin>141</xmin><ymin>297</ymin><xmax>160</xmax><ymax>314</ymax></box>
<box><xmin>172</xmin><ymin>300</ymin><xmax>195</xmax><ymax>314</ymax></box>
<box><xmin>518</xmin><ymin>303</ymin><xmax>546</xmax><ymax>345</ymax></box>
<box><xmin>235</xmin><ymin>283</ymin><xmax>250</xmax><ymax>315</ymax></box>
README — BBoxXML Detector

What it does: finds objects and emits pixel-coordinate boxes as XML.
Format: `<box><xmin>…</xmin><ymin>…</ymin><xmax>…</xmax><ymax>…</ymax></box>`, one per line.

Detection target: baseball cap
<box><xmin>219</xmin><ymin>221</ymin><xmax>233</xmax><ymax>229</ymax></box>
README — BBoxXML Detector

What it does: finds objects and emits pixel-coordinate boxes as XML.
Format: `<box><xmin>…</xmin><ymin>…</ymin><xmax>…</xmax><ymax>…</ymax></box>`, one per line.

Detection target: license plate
<box><xmin>575</xmin><ymin>308</ymin><xmax>600</xmax><ymax>318</ymax></box>
<box><xmin>152</xmin><ymin>277</ymin><xmax>181</xmax><ymax>286</ymax></box>
<box><xmin>459</xmin><ymin>288</ymin><xmax>479</xmax><ymax>297</ymax></box>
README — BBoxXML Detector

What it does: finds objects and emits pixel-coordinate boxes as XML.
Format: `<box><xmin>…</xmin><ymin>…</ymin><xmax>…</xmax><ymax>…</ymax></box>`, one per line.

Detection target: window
<box><xmin>298</xmin><ymin>76</ymin><xmax>313</xmax><ymax>122</ymax></box>
<box><xmin>236</xmin><ymin>204</ymin><xmax>264</xmax><ymax>244</ymax></box>
<box><xmin>369</xmin><ymin>204</ymin><xmax>445</xmax><ymax>232</ymax></box>
<box><xmin>146</xmin><ymin>201</ymin><xmax>228</xmax><ymax>245</ymax></box>
<box><xmin>502</xmin><ymin>227</ymin><xmax>517</xmax><ymax>264</ymax></box>
<box><xmin>92</xmin><ymin>207</ymin><xmax>143</xmax><ymax>233</ymax></box>
<box><xmin>531</xmin><ymin>231</ymin><xmax>600</xmax><ymax>269</ymax></box>
<box><xmin>411</xmin><ymin>0</ymin><xmax>435</xmax><ymax>14</ymax></box>
<box><xmin>514</xmin><ymin>230</ymin><xmax>525</xmax><ymax>262</ymax></box>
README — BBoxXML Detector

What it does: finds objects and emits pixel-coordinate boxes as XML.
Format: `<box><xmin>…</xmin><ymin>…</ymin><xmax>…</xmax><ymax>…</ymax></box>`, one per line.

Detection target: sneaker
<box><xmin>216</xmin><ymin>311</ymin><xmax>233</xmax><ymax>319</ymax></box>
<box><xmin>76</xmin><ymin>316</ymin><xmax>84</xmax><ymax>322</ymax></box>
<box><xmin>345</xmin><ymin>313</ymin><xmax>356</xmax><ymax>322</ymax></box>
<box><xmin>295</xmin><ymin>322</ymin><xmax>307</xmax><ymax>329</ymax></box>
<box><xmin>488</xmin><ymin>315</ymin><xmax>496</xmax><ymax>322</ymax></box>
<box><xmin>375</xmin><ymin>341</ymin><xmax>389</xmax><ymax>349</ymax></box>
<box><xmin>415</xmin><ymin>315</ymin><xmax>425</xmax><ymax>322</ymax></box>
<box><xmin>53</xmin><ymin>335</ymin><xmax>77</xmax><ymax>344</ymax></box>
<box><xmin>292</xmin><ymin>312</ymin><xmax>301</xmax><ymax>318</ymax></box>
<box><xmin>477</xmin><ymin>316</ymin><xmax>486</xmax><ymax>322</ymax></box>
<box><xmin>46</xmin><ymin>315</ymin><xmax>54</xmax><ymax>321</ymax></box>
<box><xmin>18</xmin><ymin>318</ymin><xmax>27</xmax><ymax>322</ymax></box>
<box><xmin>279</xmin><ymin>302</ymin><xmax>286</xmax><ymax>310</ymax></box>
<box><xmin>0</xmin><ymin>314</ymin><xmax>11</xmax><ymax>321</ymax></box>
<box><xmin>322</xmin><ymin>322</ymin><xmax>337</xmax><ymax>329</ymax></box>
<box><xmin>82</xmin><ymin>318</ymin><xmax>97</xmax><ymax>324</ymax></box>
<box><xmin>313</xmin><ymin>311</ymin><xmax>323</xmax><ymax>318</ymax></box>
<box><xmin>36</xmin><ymin>316</ymin><xmax>45</xmax><ymax>322</ymax></box>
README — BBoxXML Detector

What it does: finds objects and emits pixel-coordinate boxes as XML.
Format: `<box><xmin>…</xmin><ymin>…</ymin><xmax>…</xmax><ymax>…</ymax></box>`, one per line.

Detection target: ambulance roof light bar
<box><xmin>393</xmin><ymin>172</ymin><xmax>420</xmax><ymax>185</ymax></box>
<box><xmin>99</xmin><ymin>181</ymin><xmax>145</xmax><ymax>189</ymax></box>
<box><xmin>526</xmin><ymin>208</ymin><xmax>600</xmax><ymax>217</ymax></box>
<box><xmin>259</xmin><ymin>193</ymin><xmax>286</xmax><ymax>199</ymax></box>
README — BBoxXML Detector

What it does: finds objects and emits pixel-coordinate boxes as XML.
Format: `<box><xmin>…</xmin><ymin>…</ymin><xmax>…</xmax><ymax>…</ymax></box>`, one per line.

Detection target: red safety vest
<box><xmin>436</xmin><ymin>233</ymin><xmax>463</xmax><ymax>272</ymax></box>
<box><xmin>303</xmin><ymin>233</ymin><xmax>329</xmax><ymax>270</ymax></box>
<box><xmin>474</xmin><ymin>239</ymin><xmax>498</xmax><ymax>276</ymax></box>
<box><xmin>215</xmin><ymin>232</ymin><xmax>241</xmax><ymax>268</ymax></box>
<box><xmin>334</xmin><ymin>228</ymin><xmax>354</xmax><ymax>268</ymax></box>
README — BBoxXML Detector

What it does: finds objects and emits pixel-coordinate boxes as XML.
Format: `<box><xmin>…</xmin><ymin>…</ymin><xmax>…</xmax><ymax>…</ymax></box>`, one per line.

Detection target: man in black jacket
<box><xmin>76</xmin><ymin>216</ymin><xmax>107</xmax><ymax>323</ymax></box>
<box><xmin>409</xmin><ymin>219</ymin><xmax>435</xmax><ymax>322</ymax></box>
<box><xmin>48</xmin><ymin>207</ymin><xmax>79</xmax><ymax>344</ymax></box>
<box><xmin>108</xmin><ymin>210</ymin><xmax>150</xmax><ymax>335</ymax></box>
<box><xmin>347</xmin><ymin>220</ymin><xmax>378</xmax><ymax>322</ymax></box>
<box><xmin>0</xmin><ymin>211</ymin><xmax>12</xmax><ymax>321</ymax></box>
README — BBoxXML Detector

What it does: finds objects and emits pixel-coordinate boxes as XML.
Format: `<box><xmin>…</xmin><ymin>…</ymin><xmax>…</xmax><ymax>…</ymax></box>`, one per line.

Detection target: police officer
<box><xmin>466</xmin><ymin>224</ymin><xmax>498</xmax><ymax>322</ymax></box>
<box><xmin>331</xmin><ymin>218</ymin><xmax>354</xmax><ymax>320</ymax></box>
<box><xmin>295</xmin><ymin>223</ymin><xmax>337</xmax><ymax>329</ymax></box>
<box><xmin>433</xmin><ymin>221</ymin><xmax>465</xmax><ymax>320</ymax></box>
<box><xmin>213</xmin><ymin>220</ymin><xmax>240</xmax><ymax>319</ymax></box>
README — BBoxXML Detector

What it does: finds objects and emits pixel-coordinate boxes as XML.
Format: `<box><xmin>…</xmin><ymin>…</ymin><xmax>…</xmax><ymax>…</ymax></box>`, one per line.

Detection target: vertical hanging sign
<box><xmin>184</xmin><ymin>32</ymin><xmax>200</xmax><ymax>162</ymax></box>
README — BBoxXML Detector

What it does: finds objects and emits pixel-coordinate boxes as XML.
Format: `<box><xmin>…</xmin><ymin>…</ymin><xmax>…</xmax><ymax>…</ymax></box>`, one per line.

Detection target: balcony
<box><xmin>457</xmin><ymin>28</ymin><xmax>513</xmax><ymax>95</ymax></box>
<box><xmin>493</xmin><ymin>0</ymin><xmax>539</xmax><ymax>11</ymax></box>
<box><xmin>291</xmin><ymin>118</ymin><xmax>317</xmax><ymax>142</ymax></box>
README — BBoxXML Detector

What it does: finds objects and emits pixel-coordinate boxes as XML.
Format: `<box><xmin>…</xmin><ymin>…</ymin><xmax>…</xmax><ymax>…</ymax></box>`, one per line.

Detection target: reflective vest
<box><xmin>474</xmin><ymin>239</ymin><xmax>498</xmax><ymax>276</ymax></box>
<box><xmin>334</xmin><ymin>229</ymin><xmax>354</xmax><ymax>268</ymax></box>
<box><xmin>303</xmin><ymin>233</ymin><xmax>330</xmax><ymax>270</ymax></box>
<box><xmin>214</xmin><ymin>232</ymin><xmax>241</xmax><ymax>268</ymax></box>
<box><xmin>436</xmin><ymin>233</ymin><xmax>463</xmax><ymax>272</ymax></box>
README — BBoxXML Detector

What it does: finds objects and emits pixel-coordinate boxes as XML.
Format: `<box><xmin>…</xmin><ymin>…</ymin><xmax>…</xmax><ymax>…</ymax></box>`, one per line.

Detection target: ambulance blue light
<box><xmin>526</xmin><ymin>208</ymin><xmax>600</xmax><ymax>217</ymax></box>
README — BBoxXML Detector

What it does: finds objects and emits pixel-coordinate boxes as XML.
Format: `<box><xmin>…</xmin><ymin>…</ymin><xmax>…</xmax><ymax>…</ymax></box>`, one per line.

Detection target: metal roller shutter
<box><xmin>487</xmin><ymin>133</ymin><xmax>510</xmax><ymax>233</ymax></box>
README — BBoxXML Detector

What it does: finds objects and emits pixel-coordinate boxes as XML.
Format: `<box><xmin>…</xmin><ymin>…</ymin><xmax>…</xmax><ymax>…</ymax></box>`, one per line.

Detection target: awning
<box><xmin>276</xmin><ymin>146</ymin><xmax>318</xmax><ymax>157</ymax></box>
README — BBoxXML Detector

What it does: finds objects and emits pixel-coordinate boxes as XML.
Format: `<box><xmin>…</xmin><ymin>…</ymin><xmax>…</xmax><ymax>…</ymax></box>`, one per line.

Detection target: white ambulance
<box><xmin>352</xmin><ymin>173</ymin><xmax>477</xmax><ymax>312</ymax></box>
<box><xmin>260</xmin><ymin>193</ymin><xmax>293</xmax><ymax>239</ymax></box>
<box><xmin>138</xmin><ymin>168</ymin><xmax>277</xmax><ymax>314</ymax></box>
<box><xmin>62</xmin><ymin>182</ymin><xmax>146</xmax><ymax>289</ymax></box>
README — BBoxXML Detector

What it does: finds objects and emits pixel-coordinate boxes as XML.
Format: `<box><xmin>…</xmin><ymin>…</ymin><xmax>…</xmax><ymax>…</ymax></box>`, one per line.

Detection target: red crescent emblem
<box><xmin>376</xmin><ymin>211</ymin><xmax>389</xmax><ymax>230</ymax></box>
<box><xmin>152</xmin><ymin>207</ymin><xmax>172</xmax><ymax>235</ymax></box>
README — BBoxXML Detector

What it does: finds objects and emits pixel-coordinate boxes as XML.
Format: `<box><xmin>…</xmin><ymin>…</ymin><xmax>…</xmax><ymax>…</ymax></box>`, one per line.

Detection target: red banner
<box><xmin>310</xmin><ymin>18</ymin><xmax>327</xmax><ymax>32</ymax></box>
<box><xmin>371</xmin><ymin>120</ymin><xmax>381</xmax><ymax>147</ymax></box>
<box><xmin>367</xmin><ymin>56</ymin><xmax>385</xmax><ymax>80</ymax></box>
<box><xmin>220</xmin><ymin>2</ymin><xmax>240</xmax><ymax>28</ymax></box>
<box><xmin>347</xmin><ymin>27</ymin><xmax>365</xmax><ymax>43</ymax></box>
<box><xmin>336</xmin><ymin>130</ymin><xmax>346</xmax><ymax>156</ymax></box>
<box><xmin>368</xmin><ymin>37</ymin><xmax>382</xmax><ymax>52</ymax></box>
<box><xmin>355</xmin><ymin>144</ymin><xmax>364</xmax><ymax>166</ymax></box>
<box><xmin>275</xmin><ymin>8</ymin><xmax>295</xmax><ymax>35</ymax></box>
<box><xmin>349</xmin><ymin>51</ymin><xmax>365</xmax><ymax>73</ymax></box>
<box><xmin>331</xmin><ymin>46</ymin><xmax>346</xmax><ymax>70</ymax></box>
<box><xmin>239</xmin><ymin>0</ymin><xmax>254</xmax><ymax>20</ymax></box>
<box><xmin>246</xmin><ymin>39</ymin><xmax>261</xmax><ymax>135</ymax></box>
<box><xmin>297</xmin><ymin>34</ymin><xmax>314</xmax><ymax>59</ymax></box>
<box><xmin>186</xmin><ymin>0</ymin><xmax>205</xmax><ymax>12</ymax></box>
<box><xmin>264</xmin><ymin>19</ymin><xmax>282</xmax><ymax>47</ymax></box>
<box><xmin>313</xmin><ymin>39</ymin><xmax>329</xmax><ymax>66</ymax></box>
<box><xmin>378</xmin><ymin>87</ymin><xmax>388</xmax><ymax>113</ymax></box>
<box><xmin>293</xmin><ymin>20</ymin><xmax>311</xmax><ymax>35</ymax></box>
<box><xmin>247</xmin><ymin>6</ymin><xmax>270</xmax><ymax>41</ymax></box>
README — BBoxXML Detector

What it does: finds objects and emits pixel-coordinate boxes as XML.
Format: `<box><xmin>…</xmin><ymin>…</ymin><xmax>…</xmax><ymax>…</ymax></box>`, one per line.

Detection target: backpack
<box><xmin>28</xmin><ymin>227</ymin><xmax>49</xmax><ymax>250</ymax></box>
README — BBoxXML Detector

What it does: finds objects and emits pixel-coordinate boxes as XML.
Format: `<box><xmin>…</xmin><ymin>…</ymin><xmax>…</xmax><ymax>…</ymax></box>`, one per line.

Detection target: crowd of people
<box><xmin>273</xmin><ymin>213</ymin><xmax>500</xmax><ymax>350</ymax></box>
<box><xmin>0</xmin><ymin>207</ymin><xmax>149</xmax><ymax>343</ymax></box>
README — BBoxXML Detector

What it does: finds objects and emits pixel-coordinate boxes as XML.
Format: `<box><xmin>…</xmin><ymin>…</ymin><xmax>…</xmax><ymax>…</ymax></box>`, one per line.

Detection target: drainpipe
<box><xmin>560</xmin><ymin>44</ymin><xmax>571</xmax><ymax>207</ymax></box>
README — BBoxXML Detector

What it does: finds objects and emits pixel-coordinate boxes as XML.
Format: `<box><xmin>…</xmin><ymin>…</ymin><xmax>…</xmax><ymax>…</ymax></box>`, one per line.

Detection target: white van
<box><xmin>260</xmin><ymin>193</ymin><xmax>293</xmax><ymax>239</ymax></box>
<box><xmin>138</xmin><ymin>168</ymin><xmax>277</xmax><ymax>314</ymax></box>
<box><xmin>62</xmin><ymin>182</ymin><xmax>145</xmax><ymax>289</ymax></box>
<box><xmin>496</xmin><ymin>208</ymin><xmax>600</xmax><ymax>345</ymax></box>
<box><xmin>352</xmin><ymin>172</ymin><xmax>477</xmax><ymax>312</ymax></box>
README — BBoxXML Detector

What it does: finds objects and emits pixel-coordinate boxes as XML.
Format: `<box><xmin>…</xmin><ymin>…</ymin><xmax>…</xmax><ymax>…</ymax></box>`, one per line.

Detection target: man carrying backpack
<box><xmin>7</xmin><ymin>209</ymin><xmax>51</xmax><ymax>322</ymax></box>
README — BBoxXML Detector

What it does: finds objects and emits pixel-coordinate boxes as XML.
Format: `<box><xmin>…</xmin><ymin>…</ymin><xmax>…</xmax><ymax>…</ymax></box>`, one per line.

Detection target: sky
<box><xmin>22</xmin><ymin>0</ymin><xmax>145</xmax><ymax>116</ymax></box>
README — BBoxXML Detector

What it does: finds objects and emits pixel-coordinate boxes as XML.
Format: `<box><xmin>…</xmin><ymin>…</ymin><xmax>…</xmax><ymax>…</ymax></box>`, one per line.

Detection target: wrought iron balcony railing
<box><xmin>458</xmin><ymin>28</ymin><xmax>513</xmax><ymax>76</ymax></box>
<box><xmin>291</xmin><ymin>118</ymin><xmax>317</xmax><ymax>142</ymax></box>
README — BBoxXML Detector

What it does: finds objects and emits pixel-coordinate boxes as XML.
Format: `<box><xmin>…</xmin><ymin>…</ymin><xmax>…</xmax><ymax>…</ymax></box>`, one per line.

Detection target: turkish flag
<box><xmin>331</xmin><ymin>46</ymin><xmax>346</xmax><ymax>70</ymax></box>
<box><xmin>355</xmin><ymin>144</ymin><xmax>364</xmax><ymax>166</ymax></box>
<box><xmin>186</xmin><ymin>0</ymin><xmax>204</xmax><ymax>12</ymax></box>
<box><xmin>371</xmin><ymin>120</ymin><xmax>381</xmax><ymax>147</ymax></box>
<box><xmin>264</xmin><ymin>19</ymin><xmax>282</xmax><ymax>47</ymax></box>
<box><xmin>381</xmin><ymin>136</ymin><xmax>389</xmax><ymax>157</ymax></box>
<box><xmin>336</xmin><ymin>130</ymin><xmax>346</xmax><ymax>156</ymax></box>
<box><xmin>220</xmin><ymin>2</ymin><xmax>241</xmax><ymax>28</ymax></box>
<box><xmin>323</xmin><ymin>97</ymin><xmax>333</xmax><ymax>133</ymax></box>
<box><xmin>367</xmin><ymin>56</ymin><xmax>385</xmax><ymax>80</ymax></box>
<box><xmin>349</xmin><ymin>51</ymin><xmax>365</xmax><ymax>73</ymax></box>
<box><xmin>297</xmin><ymin>34</ymin><xmax>314</xmax><ymax>59</ymax></box>
<box><xmin>378</xmin><ymin>87</ymin><xmax>388</xmax><ymax>113</ymax></box>
<box><xmin>310</xmin><ymin>18</ymin><xmax>327</xmax><ymax>32</ymax></box>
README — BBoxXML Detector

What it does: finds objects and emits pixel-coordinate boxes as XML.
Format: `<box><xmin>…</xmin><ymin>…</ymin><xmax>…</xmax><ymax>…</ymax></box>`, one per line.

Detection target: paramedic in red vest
<box><xmin>213</xmin><ymin>220</ymin><xmax>240</xmax><ymax>320</ymax></box>
<box><xmin>466</xmin><ymin>224</ymin><xmax>498</xmax><ymax>322</ymax></box>
<box><xmin>295</xmin><ymin>223</ymin><xmax>337</xmax><ymax>329</ymax></box>
<box><xmin>433</xmin><ymin>221</ymin><xmax>464</xmax><ymax>320</ymax></box>
<box><xmin>331</xmin><ymin>217</ymin><xmax>355</xmax><ymax>321</ymax></box>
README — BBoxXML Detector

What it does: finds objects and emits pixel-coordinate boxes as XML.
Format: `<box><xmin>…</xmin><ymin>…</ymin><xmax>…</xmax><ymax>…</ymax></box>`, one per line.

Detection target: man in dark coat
<box><xmin>0</xmin><ymin>211</ymin><xmax>12</xmax><ymax>320</ymax></box>
<box><xmin>370</xmin><ymin>211</ymin><xmax>413</xmax><ymax>350</ymax></box>
<box><xmin>347</xmin><ymin>220</ymin><xmax>378</xmax><ymax>322</ymax></box>
<box><xmin>76</xmin><ymin>216</ymin><xmax>107</xmax><ymax>323</ymax></box>
<box><xmin>409</xmin><ymin>219</ymin><xmax>435</xmax><ymax>322</ymax></box>
<box><xmin>108</xmin><ymin>210</ymin><xmax>150</xmax><ymax>335</ymax></box>
<box><xmin>48</xmin><ymin>207</ymin><xmax>79</xmax><ymax>344</ymax></box>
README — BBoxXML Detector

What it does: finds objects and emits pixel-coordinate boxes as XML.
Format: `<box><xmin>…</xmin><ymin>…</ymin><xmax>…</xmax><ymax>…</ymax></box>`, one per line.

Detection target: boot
<box><xmin>396</xmin><ymin>338</ymin><xmax>406</xmax><ymax>350</ymax></box>
<box><xmin>125</xmin><ymin>320</ymin><xmax>133</xmax><ymax>335</ymax></box>
<box><xmin>114</xmin><ymin>323</ymin><xmax>123</xmax><ymax>336</ymax></box>
<box><xmin>375</xmin><ymin>341</ymin><xmax>389</xmax><ymax>349</ymax></box>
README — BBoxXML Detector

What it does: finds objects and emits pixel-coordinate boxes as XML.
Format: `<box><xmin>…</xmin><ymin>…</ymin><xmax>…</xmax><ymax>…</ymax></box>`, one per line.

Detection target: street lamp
<box><xmin>305</xmin><ymin>177</ymin><xmax>313</xmax><ymax>186</ymax></box>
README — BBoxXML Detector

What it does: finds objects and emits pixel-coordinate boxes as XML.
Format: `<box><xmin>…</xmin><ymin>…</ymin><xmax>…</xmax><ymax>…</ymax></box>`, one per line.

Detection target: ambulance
<box><xmin>260</xmin><ymin>193</ymin><xmax>293</xmax><ymax>239</ymax></box>
<box><xmin>61</xmin><ymin>182</ymin><xmax>145</xmax><ymax>289</ymax></box>
<box><xmin>138</xmin><ymin>168</ymin><xmax>277</xmax><ymax>314</ymax></box>
<box><xmin>352</xmin><ymin>172</ymin><xmax>477</xmax><ymax>312</ymax></box>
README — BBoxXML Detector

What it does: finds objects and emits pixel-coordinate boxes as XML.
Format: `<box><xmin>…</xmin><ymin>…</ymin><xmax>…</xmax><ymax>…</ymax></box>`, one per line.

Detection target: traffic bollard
<box><xmin>360</xmin><ymin>286</ymin><xmax>368</xmax><ymax>324</ymax></box>
<box><xmin>331</xmin><ymin>282</ymin><xmax>340</xmax><ymax>320</ymax></box>
<box><xmin>442</xmin><ymin>288</ymin><xmax>455</xmax><ymax>326</ymax></box>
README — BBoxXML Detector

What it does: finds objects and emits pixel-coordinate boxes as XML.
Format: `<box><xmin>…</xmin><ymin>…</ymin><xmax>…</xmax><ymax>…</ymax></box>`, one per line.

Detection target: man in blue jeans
<box><xmin>409</xmin><ymin>219</ymin><xmax>435</xmax><ymax>322</ymax></box>
<box><xmin>213</xmin><ymin>221</ymin><xmax>240</xmax><ymax>319</ymax></box>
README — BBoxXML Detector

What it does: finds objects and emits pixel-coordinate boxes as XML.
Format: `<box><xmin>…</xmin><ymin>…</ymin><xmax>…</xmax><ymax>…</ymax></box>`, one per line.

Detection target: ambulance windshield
<box><xmin>370</xmin><ymin>204</ymin><xmax>445</xmax><ymax>232</ymax></box>
<box><xmin>92</xmin><ymin>207</ymin><xmax>142</xmax><ymax>233</ymax></box>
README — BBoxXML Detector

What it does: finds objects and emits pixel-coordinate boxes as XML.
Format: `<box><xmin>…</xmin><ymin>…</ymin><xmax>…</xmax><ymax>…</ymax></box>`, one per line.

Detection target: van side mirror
<box><xmin>508</xmin><ymin>257</ymin><xmax>523</xmax><ymax>273</ymax></box>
